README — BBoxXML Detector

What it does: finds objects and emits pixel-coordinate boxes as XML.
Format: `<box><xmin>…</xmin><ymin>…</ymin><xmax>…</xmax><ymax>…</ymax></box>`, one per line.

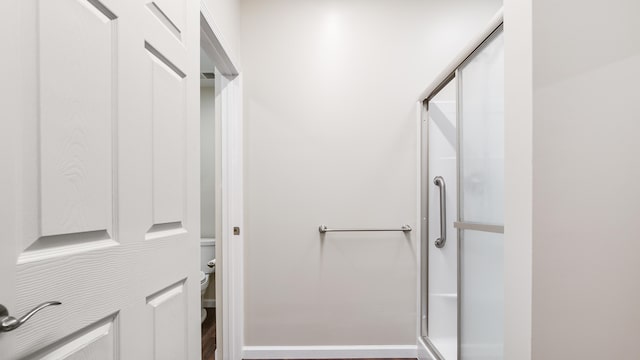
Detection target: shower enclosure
<box><xmin>420</xmin><ymin>19</ymin><xmax>504</xmax><ymax>360</ymax></box>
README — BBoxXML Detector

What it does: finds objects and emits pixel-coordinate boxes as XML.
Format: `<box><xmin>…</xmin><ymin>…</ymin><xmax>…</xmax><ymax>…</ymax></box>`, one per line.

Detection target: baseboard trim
<box><xmin>242</xmin><ymin>345</ymin><xmax>418</xmax><ymax>359</ymax></box>
<box><xmin>203</xmin><ymin>299</ymin><xmax>216</xmax><ymax>308</ymax></box>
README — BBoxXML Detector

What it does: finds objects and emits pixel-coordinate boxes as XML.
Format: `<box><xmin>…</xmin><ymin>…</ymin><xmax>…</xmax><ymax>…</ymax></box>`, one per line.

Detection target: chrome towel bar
<box><xmin>318</xmin><ymin>224</ymin><xmax>412</xmax><ymax>233</ymax></box>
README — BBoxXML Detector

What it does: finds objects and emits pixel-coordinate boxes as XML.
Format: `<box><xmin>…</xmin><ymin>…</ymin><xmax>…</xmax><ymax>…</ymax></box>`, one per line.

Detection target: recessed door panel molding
<box><xmin>18</xmin><ymin>230</ymin><xmax>116</xmax><ymax>264</ymax></box>
<box><xmin>146</xmin><ymin>2</ymin><xmax>182</xmax><ymax>41</ymax></box>
<box><xmin>25</xmin><ymin>0</ymin><xmax>119</xmax><ymax>259</ymax></box>
<box><xmin>146</xmin><ymin>280</ymin><xmax>188</xmax><ymax>360</ymax></box>
<box><xmin>23</xmin><ymin>314</ymin><xmax>118</xmax><ymax>360</ymax></box>
<box><xmin>145</xmin><ymin>42</ymin><xmax>187</xmax><ymax>232</ymax></box>
<box><xmin>147</xmin><ymin>0</ymin><xmax>184</xmax><ymax>39</ymax></box>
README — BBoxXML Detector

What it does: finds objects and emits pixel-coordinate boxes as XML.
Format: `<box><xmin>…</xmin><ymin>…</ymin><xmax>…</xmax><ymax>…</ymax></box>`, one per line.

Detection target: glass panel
<box><xmin>460</xmin><ymin>230</ymin><xmax>504</xmax><ymax>360</ymax></box>
<box><xmin>424</xmin><ymin>78</ymin><xmax>457</xmax><ymax>359</ymax></box>
<box><xmin>459</xmin><ymin>29</ymin><xmax>505</xmax><ymax>225</ymax></box>
<box><xmin>459</xmin><ymin>27</ymin><xmax>504</xmax><ymax>360</ymax></box>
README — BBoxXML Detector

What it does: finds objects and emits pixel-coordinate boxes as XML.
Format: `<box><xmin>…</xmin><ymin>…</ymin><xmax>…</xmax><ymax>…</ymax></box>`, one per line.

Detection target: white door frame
<box><xmin>199</xmin><ymin>2</ymin><xmax>243</xmax><ymax>359</ymax></box>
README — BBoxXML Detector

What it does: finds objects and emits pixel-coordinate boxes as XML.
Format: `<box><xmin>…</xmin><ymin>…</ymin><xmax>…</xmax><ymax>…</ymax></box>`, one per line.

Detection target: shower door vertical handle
<box><xmin>433</xmin><ymin>176</ymin><xmax>446</xmax><ymax>248</ymax></box>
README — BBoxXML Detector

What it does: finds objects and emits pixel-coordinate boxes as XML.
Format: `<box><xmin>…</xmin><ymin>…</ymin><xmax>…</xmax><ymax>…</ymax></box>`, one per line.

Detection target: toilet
<box><xmin>200</xmin><ymin>271</ymin><xmax>210</xmax><ymax>323</ymax></box>
<box><xmin>200</xmin><ymin>238</ymin><xmax>216</xmax><ymax>323</ymax></box>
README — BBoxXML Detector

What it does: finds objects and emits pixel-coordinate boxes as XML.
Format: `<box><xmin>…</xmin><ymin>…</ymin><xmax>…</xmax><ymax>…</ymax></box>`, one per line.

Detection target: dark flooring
<box><xmin>205</xmin><ymin>312</ymin><xmax>414</xmax><ymax>360</ymax></box>
<box><xmin>201</xmin><ymin>308</ymin><xmax>216</xmax><ymax>360</ymax></box>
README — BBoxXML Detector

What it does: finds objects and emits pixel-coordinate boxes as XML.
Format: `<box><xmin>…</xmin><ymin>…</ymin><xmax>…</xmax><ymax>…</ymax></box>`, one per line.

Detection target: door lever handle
<box><xmin>433</xmin><ymin>176</ymin><xmax>447</xmax><ymax>248</ymax></box>
<box><xmin>0</xmin><ymin>301</ymin><xmax>61</xmax><ymax>332</ymax></box>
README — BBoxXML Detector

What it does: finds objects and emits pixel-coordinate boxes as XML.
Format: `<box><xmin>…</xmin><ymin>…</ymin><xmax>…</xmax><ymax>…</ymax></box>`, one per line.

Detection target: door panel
<box><xmin>146</xmin><ymin>281</ymin><xmax>188</xmax><ymax>360</ymax></box>
<box><xmin>149</xmin><ymin>47</ymin><xmax>186</xmax><ymax>227</ymax></box>
<box><xmin>39</xmin><ymin>0</ymin><xmax>116</xmax><ymax>239</ymax></box>
<box><xmin>27</xmin><ymin>315</ymin><xmax>118</xmax><ymax>360</ymax></box>
<box><xmin>1</xmin><ymin>0</ymin><xmax>200</xmax><ymax>358</ymax></box>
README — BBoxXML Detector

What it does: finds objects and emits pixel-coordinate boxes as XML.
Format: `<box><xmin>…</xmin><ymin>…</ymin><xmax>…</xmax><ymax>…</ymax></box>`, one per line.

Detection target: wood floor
<box><xmin>201</xmin><ymin>308</ymin><xmax>216</xmax><ymax>360</ymax></box>
<box><xmin>203</xmin><ymin>309</ymin><xmax>414</xmax><ymax>360</ymax></box>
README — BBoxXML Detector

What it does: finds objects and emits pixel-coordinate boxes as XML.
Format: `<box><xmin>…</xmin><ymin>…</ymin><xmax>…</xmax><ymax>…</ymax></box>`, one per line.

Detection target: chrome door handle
<box><xmin>433</xmin><ymin>176</ymin><xmax>446</xmax><ymax>248</ymax></box>
<box><xmin>0</xmin><ymin>301</ymin><xmax>61</xmax><ymax>332</ymax></box>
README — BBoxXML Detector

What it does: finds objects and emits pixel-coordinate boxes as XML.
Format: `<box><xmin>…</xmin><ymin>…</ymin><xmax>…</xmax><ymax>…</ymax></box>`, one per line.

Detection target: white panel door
<box><xmin>0</xmin><ymin>0</ymin><xmax>200</xmax><ymax>359</ymax></box>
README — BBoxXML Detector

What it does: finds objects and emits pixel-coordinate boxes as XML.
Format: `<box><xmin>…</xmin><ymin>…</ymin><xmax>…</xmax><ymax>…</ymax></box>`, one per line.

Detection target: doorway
<box><xmin>199</xmin><ymin>4</ymin><xmax>243</xmax><ymax>359</ymax></box>
<box><xmin>200</xmin><ymin>45</ymin><xmax>219</xmax><ymax>360</ymax></box>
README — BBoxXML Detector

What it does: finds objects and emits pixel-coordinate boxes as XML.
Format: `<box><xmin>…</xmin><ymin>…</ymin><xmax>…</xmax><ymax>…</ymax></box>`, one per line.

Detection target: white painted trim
<box><xmin>199</xmin><ymin>4</ymin><xmax>243</xmax><ymax>360</ymax></box>
<box><xmin>217</xmin><ymin>70</ymin><xmax>244</xmax><ymax>360</ymax></box>
<box><xmin>200</xmin><ymin>0</ymin><xmax>240</xmax><ymax>76</ymax></box>
<box><xmin>200</xmin><ymin>237</ymin><xmax>216</xmax><ymax>246</ymax></box>
<box><xmin>228</xmin><ymin>74</ymin><xmax>245</xmax><ymax>360</ymax></box>
<box><xmin>242</xmin><ymin>345</ymin><xmax>418</xmax><ymax>359</ymax></box>
<box><xmin>203</xmin><ymin>299</ymin><xmax>217</xmax><ymax>308</ymax></box>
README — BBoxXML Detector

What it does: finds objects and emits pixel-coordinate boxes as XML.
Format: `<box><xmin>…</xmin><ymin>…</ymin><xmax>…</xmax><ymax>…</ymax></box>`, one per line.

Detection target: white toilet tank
<box><xmin>200</xmin><ymin>238</ymin><xmax>216</xmax><ymax>274</ymax></box>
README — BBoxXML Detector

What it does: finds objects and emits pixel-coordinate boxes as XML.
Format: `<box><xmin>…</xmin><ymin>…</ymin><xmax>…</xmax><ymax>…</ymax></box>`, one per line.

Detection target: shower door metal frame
<box><xmin>419</xmin><ymin>16</ymin><xmax>504</xmax><ymax>360</ymax></box>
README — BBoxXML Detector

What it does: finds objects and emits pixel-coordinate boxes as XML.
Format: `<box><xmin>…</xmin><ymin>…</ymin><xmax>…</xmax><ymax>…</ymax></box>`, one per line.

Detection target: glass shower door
<box><xmin>458</xmin><ymin>28</ymin><xmax>504</xmax><ymax>360</ymax></box>
<box><xmin>422</xmin><ymin>78</ymin><xmax>458</xmax><ymax>360</ymax></box>
<box><xmin>421</xmin><ymin>25</ymin><xmax>504</xmax><ymax>360</ymax></box>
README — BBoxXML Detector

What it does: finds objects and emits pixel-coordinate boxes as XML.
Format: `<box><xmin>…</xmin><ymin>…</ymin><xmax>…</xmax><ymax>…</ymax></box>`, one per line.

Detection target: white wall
<box><xmin>201</xmin><ymin>85</ymin><xmax>216</xmax><ymax>239</ymax></box>
<box><xmin>505</xmin><ymin>0</ymin><xmax>640</xmax><ymax>358</ymax></box>
<box><xmin>531</xmin><ymin>0</ymin><xmax>640</xmax><ymax>358</ymax></box>
<box><xmin>241</xmin><ymin>0</ymin><xmax>502</xmax><ymax>346</ymax></box>
<box><xmin>200</xmin><ymin>85</ymin><xmax>217</xmax><ymax>304</ymax></box>
<box><xmin>503</xmin><ymin>0</ymin><xmax>532</xmax><ymax>359</ymax></box>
